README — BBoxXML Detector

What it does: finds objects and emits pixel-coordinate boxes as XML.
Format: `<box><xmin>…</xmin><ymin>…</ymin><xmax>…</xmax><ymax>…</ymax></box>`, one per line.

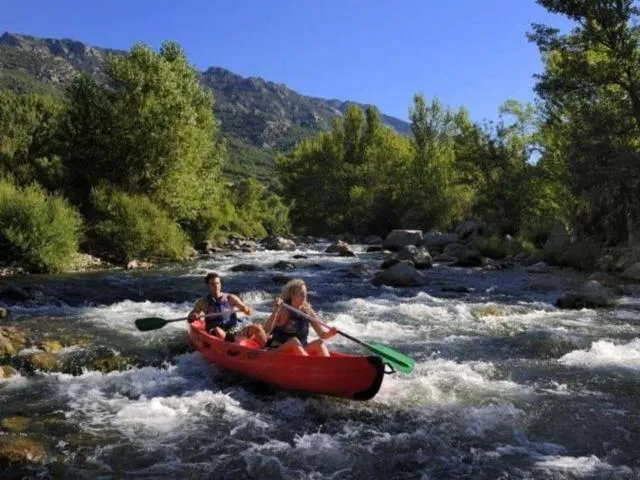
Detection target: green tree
<box><xmin>529</xmin><ymin>0</ymin><xmax>640</xmax><ymax>246</ymax></box>
<box><xmin>0</xmin><ymin>89</ymin><xmax>64</xmax><ymax>189</ymax></box>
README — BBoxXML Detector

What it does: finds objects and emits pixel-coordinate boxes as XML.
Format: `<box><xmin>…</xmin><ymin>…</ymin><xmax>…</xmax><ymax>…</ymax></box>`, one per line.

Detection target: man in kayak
<box><xmin>264</xmin><ymin>278</ymin><xmax>337</xmax><ymax>356</ymax></box>
<box><xmin>188</xmin><ymin>272</ymin><xmax>267</xmax><ymax>346</ymax></box>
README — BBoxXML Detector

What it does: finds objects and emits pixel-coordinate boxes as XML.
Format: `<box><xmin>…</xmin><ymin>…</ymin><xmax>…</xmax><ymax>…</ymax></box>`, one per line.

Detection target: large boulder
<box><xmin>382</xmin><ymin>230</ymin><xmax>423</xmax><ymax>251</ymax></box>
<box><xmin>373</xmin><ymin>261</ymin><xmax>428</xmax><ymax>287</ymax></box>
<box><xmin>455</xmin><ymin>220</ymin><xmax>481</xmax><ymax>240</ymax></box>
<box><xmin>230</xmin><ymin>263</ymin><xmax>265</xmax><ymax>272</ymax></box>
<box><xmin>0</xmin><ymin>435</ymin><xmax>46</xmax><ymax>465</ymax></box>
<box><xmin>363</xmin><ymin>235</ymin><xmax>383</xmax><ymax>245</ymax></box>
<box><xmin>0</xmin><ymin>327</ymin><xmax>27</xmax><ymax>358</ymax></box>
<box><xmin>396</xmin><ymin>245</ymin><xmax>433</xmax><ymax>269</ymax></box>
<box><xmin>325</xmin><ymin>240</ymin><xmax>356</xmax><ymax>257</ymax></box>
<box><xmin>555</xmin><ymin>280</ymin><xmax>618</xmax><ymax>309</ymax></box>
<box><xmin>423</xmin><ymin>231</ymin><xmax>460</xmax><ymax>251</ymax></box>
<box><xmin>262</xmin><ymin>236</ymin><xmax>296</xmax><ymax>251</ymax></box>
<box><xmin>621</xmin><ymin>262</ymin><xmax>640</xmax><ymax>281</ymax></box>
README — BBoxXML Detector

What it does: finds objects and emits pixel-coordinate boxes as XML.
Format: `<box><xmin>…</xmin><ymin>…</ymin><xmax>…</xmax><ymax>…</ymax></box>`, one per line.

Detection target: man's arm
<box><xmin>188</xmin><ymin>298</ymin><xmax>208</xmax><ymax>322</ymax></box>
<box><xmin>228</xmin><ymin>294</ymin><xmax>252</xmax><ymax>316</ymax></box>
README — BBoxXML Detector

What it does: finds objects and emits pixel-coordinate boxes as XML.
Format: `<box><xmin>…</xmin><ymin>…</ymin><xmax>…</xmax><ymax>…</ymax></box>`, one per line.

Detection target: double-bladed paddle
<box><xmin>280</xmin><ymin>303</ymin><xmax>415</xmax><ymax>374</ymax></box>
<box><xmin>134</xmin><ymin>310</ymin><xmax>234</xmax><ymax>332</ymax></box>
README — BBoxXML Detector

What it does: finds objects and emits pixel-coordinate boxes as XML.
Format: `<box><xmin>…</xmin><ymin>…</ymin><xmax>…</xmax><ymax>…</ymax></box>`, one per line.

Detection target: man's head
<box><xmin>205</xmin><ymin>272</ymin><xmax>222</xmax><ymax>296</ymax></box>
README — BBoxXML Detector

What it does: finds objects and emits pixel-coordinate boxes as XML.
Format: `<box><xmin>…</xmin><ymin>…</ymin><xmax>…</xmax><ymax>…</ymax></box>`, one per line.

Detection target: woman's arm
<box><xmin>309</xmin><ymin>315</ymin><xmax>338</xmax><ymax>340</ymax></box>
<box><xmin>264</xmin><ymin>298</ymin><xmax>284</xmax><ymax>335</ymax></box>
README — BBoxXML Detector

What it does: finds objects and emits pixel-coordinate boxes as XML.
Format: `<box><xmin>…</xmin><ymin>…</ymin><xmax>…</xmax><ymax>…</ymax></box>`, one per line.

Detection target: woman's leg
<box><xmin>273</xmin><ymin>337</ymin><xmax>308</xmax><ymax>356</ymax></box>
<box><xmin>247</xmin><ymin>324</ymin><xmax>268</xmax><ymax>346</ymax></box>
<box><xmin>212</xmin><ymin>326</ymin><xmax>226</xmax><ymax>339</ymax></box>
<box><xmin>305</xmin><ymin>339</ymin><xmax>330</xmax><ymax>357</ymax></box>
<box><xmin>235</xmin><ymin>324</ymin><xmax>268</xmax><ymax>347</ymax></box>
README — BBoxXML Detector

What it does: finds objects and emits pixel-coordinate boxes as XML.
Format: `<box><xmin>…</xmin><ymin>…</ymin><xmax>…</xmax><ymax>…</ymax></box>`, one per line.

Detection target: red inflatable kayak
<box><xmin>188</xmin><ymin>321</ymin><xmax>385</xmax><ymax>400</ymax></box>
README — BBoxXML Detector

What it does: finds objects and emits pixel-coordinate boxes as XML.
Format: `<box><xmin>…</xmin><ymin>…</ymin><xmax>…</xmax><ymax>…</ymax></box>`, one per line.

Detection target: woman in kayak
<box><xmin>264</xmin><ymin>279</ymin><xmax>337</xmax><ymax>356</ymax></box>
<box><xmin>188</xmin><ymin>272</ymin><xmax>267</xmax><ymax>346</ymax></box>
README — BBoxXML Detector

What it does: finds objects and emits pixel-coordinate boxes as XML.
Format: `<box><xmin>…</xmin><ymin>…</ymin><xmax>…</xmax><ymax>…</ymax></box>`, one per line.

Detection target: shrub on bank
<box><xmin>470</xmin><ymin>234</ymin><xmax>536</xmax><ymax>259</ymax></box>
<box><xmin>88</xmin><ymin>187</ymin><xmax>190</xmax><ymax>263</ymax></box>
<box><xmin>0</xmin><ymin>178</ymin><xmax>82</xmax><ymax>272</ymax></box>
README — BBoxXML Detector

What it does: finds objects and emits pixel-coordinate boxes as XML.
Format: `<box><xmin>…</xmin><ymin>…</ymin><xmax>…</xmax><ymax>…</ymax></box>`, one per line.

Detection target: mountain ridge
<box><xmin>0</xmin><ymin>31</ymin><xmax>410</xmax><ymax>180</ymax></box>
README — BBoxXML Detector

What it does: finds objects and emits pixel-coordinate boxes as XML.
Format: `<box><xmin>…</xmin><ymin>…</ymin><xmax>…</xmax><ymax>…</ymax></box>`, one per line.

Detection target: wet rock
<box><xmin>432</xmin><ymin>254</ymin><xmax>457</xmax><ymax>263</ymax></box>
<box><xmin>0</xmin><ymin>365</ymin><xmax>17</xmax><ymax>378</ymax></box>
<box><xmin>363</xmin><ymin>235</ymin><xmax>383</xmax><ymax>245</ymax></box>
<box><xmin>272</xmin><ymin>274</ymin><xmax>292</xmax><ymax>285</ymax></box>
<box><xmin>507</xmin><ymin>329</ymin><xmax>583</xmax><ymax>359</ymax></box>
<box><xmin>89</xmin><ymin>355</ymin><xmax>135</xmax><ymax>373</ymax></box>
<box><xmin>0</xmin><ymin>336</ymin><xmax>14</xmax><ymax>357</ymax></box>
<box><xmin>24</xmin><ymin>352</ymin><xmax>58</xmax><ymax>372</ymax></box>
<box><xmin>197</xmin><ymin>240</ymin><xmax>215</xmax><ymax>253</ymax></box>
<box><xmin>0</xmin><ymin>308</ymin><xmax>7</xmax><ymax>318</ymax></box>
<box><xmin>66</xmin><ymin>252</ymin><xmax>106</xmax><ymax>272</ymax></box>
<box><xmin>555</xmin><ymin>280</ymin><xmax>618</xmax><ymax>309</ymax></box>
<box><xmin>373</xmin><ymin>261</ymin><xmax>428</xmax><ymax>287</ymax></box>
<box><xmin>35</xmin><ymin>340</ymin><xmax>63</xmax><ymax>353</ymax></box>
<box><xmin>595</xmin><ymin>254</ymin><xmax>615</xmax><ymax>272</ymax></box>
<box><xmin>588</xmin><ymin>272</ymin><xmax>619</xmax><ymax>286</ymax></box>
<box><xmin>525</xmin><ymin>261</ymin><xmax>551</xmax><ymax>273</ymax></box>
<box><xmin>262</xmin><ymin>236</ymin><xmax>296</xmax><ymax>251</ymax></box>
<box><xmin>272</xmin><ymin>261</ymin><xmax>295</xmax><ymax>271</ymax></box>
<box><xmin>382</xmin><ymin>230</ymin><xmax>423</xmax><ymax>251</ymax></box>
<box><xmin>443</xmin><ymin>243</ymin><xmax>468</xmax><ymax>259</ymax></box>
<box><xmin>126</xmin><ymin>259</ymin><xmax>153</xmax><ymax>270</ymax></box>
<box><xmin>453</xmin><ymin>251</ymin><xmax>485</xmax><ymax>267</ymax></box>
<box><xmin>442</xmin><ymin>286</ymin><xmax>474</xmax><ymax>293</ymax></box>
<box><xmin>455</xmin><ymin>219</ymin><xmax>482</xmax><ymax>240</ymax></box>
<box><xmin>230</xmin><ymin>263</ymin><xmax>264</xmax><ymax>272</ymax></box>
<box><xmin>0</xmin><ymin>327</ymin><xmax>27</xmax><ymax>357</ymax></box>
<box><xmin>0</xmin><ymin>285</ymin><xmax>31</xmax><ymax>302</ymax></box>
<box><xmin>621</xmin><ymin>262</ymin><xmax>640</xmax><ymax>281</ymax></box>
<box><xmin>423</xmin><ymin>231</ymin><xmax>460</xmax><ymax>251</ymax></box>
<box><xmin>366</xmin><ymin>246</ymin><xmax>384</xmax><ymax>253</ymax></box>
<box><xmin>380</xmin><ymin>258</ymin><xmax>401</xmax><ymax>270</ymax></box>
<box><xmin>396</xmin><ymin>245</ymin><xmax>433</xmax><ymax>269</ymax></box>
<box><xmin>305</xmin><ymin>264</ymin><xmax>325</xmax><ymax>270</ymax></box>
<box><xmin>0</xmin><ymin>435</ymin><xmax>46</xmax><ymax>465</ymax></box>
<box><xmin>1</xmin><ymin>416</ymin><xmax>30</xmax><ymax>432</ymax></box>
<box><xmin>292</xmin><ymin>254</ymin><xmax>307</xmax><ymax>259</ymax></box>
<box><xmin>325</xmin><ymin>240</ymin><xmax>356</xmax><ymax>257</ymax></box>
<box><xmin>471</xmin><ymin>304</ymin><xmax>506</xmax><ymax>318</ymax></box>
<box><xmin>343</xmin><ymin>263</ymin><xmax>373</xmax><ymax>279</ymax></box>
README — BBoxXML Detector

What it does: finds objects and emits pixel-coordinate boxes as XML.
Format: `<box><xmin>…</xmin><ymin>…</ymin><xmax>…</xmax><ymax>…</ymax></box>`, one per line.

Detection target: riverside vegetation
<box><xmin>1</xmin><ymin>0</ymin><xmax>640</xmax><ymax>274</ymax></box>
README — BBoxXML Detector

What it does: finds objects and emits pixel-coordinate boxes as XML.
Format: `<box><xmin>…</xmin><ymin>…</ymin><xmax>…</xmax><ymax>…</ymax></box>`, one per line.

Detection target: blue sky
<box><xmin>2</xmin><ymin>0</ymin><xmax>572</xmax><ymax>122</ymax></box>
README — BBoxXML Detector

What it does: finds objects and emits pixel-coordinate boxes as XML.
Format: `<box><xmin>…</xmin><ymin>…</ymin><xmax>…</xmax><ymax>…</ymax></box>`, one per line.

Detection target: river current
<box><xmin>1</xmin><ymin>242</ymin><xmax>639</xmax><ymax>479</ymax></box>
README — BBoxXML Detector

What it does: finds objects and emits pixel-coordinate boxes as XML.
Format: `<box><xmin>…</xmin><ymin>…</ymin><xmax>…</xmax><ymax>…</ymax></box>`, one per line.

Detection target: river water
<box><xmin>1</xmin><ymin>242</ymin><xmax>640</xmax><ymax>479</ymax></box>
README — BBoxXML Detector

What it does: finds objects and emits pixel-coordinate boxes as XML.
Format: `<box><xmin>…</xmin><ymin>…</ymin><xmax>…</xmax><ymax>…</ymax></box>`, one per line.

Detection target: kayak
<box><xmin>188</xmin><ymin>321</ymin><xmax>386</xmax><ymax>400</ymax></box>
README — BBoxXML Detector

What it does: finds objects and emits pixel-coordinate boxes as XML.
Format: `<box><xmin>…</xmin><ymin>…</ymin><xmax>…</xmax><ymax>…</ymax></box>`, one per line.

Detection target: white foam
<box><xmin>535</xmin><ymin>455</ymin><xmax>626</xmax><ymax>475</ymax></box>
<box><xmin>51</xmin><ymin>352</ymin><xmax>261</xmax><ymax>441</ymax></box>
<box><xmin>559</xmin><ymin>338</ymin><xmax>640</xmax><ymax>371</ymax></box>
<box><xmin>377</xmin><ymin>359</ymin><xmax>528</xmax><ymax>407</ymax></box>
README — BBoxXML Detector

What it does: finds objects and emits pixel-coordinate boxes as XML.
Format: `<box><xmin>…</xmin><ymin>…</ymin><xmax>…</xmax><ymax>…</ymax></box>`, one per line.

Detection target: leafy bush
<box><xmin>0</xmin><ymin>178</ymin><xmax>82</xmax><ymax>272</ymax></box>
<box><xmin>545</xmin><ymin>238</ymin><xmax>603</xmax><ymax>271</ymax></box>
<box><xmin>470</xmin><ymin>235</ymin><xmax>536</xmax><ymax>259</ymax></box>
<box><xmin>88</xmin><ymin>187</ymin><xmax>190</xmax><ymax>262</ymax></box>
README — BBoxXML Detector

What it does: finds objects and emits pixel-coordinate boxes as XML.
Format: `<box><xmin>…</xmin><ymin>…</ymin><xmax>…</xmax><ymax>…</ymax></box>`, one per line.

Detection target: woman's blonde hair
<box><xmin>281</xmin><ymin>279</ymin><xmax>316</xmax><ymax>316</ymax></box>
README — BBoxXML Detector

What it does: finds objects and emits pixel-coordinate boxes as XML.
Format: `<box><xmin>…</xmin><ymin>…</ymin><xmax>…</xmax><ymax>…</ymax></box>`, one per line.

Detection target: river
<box><xmin>1</xmin><ymin>242</ymin><xmax>639</xmax><ymax>479</ymax></box>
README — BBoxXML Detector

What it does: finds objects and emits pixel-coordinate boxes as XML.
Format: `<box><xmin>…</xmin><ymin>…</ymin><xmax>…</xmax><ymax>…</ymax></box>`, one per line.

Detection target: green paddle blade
<box><xmin>369</xmin><ymin>343</ymin><xmax>415</xmax><ymax>374</ymax></box>
<box><xmin>135</xmin><ymin>316</ymin><xmax>171</xmax><ymax>331</ymax></box>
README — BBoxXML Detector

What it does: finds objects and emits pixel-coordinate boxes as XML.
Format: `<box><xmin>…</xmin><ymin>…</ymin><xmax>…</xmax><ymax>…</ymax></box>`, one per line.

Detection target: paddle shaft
<box><xmin>280</xmin><ymin>302</ymin><xmax>416</xmax><ymax>374</ymax></box>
